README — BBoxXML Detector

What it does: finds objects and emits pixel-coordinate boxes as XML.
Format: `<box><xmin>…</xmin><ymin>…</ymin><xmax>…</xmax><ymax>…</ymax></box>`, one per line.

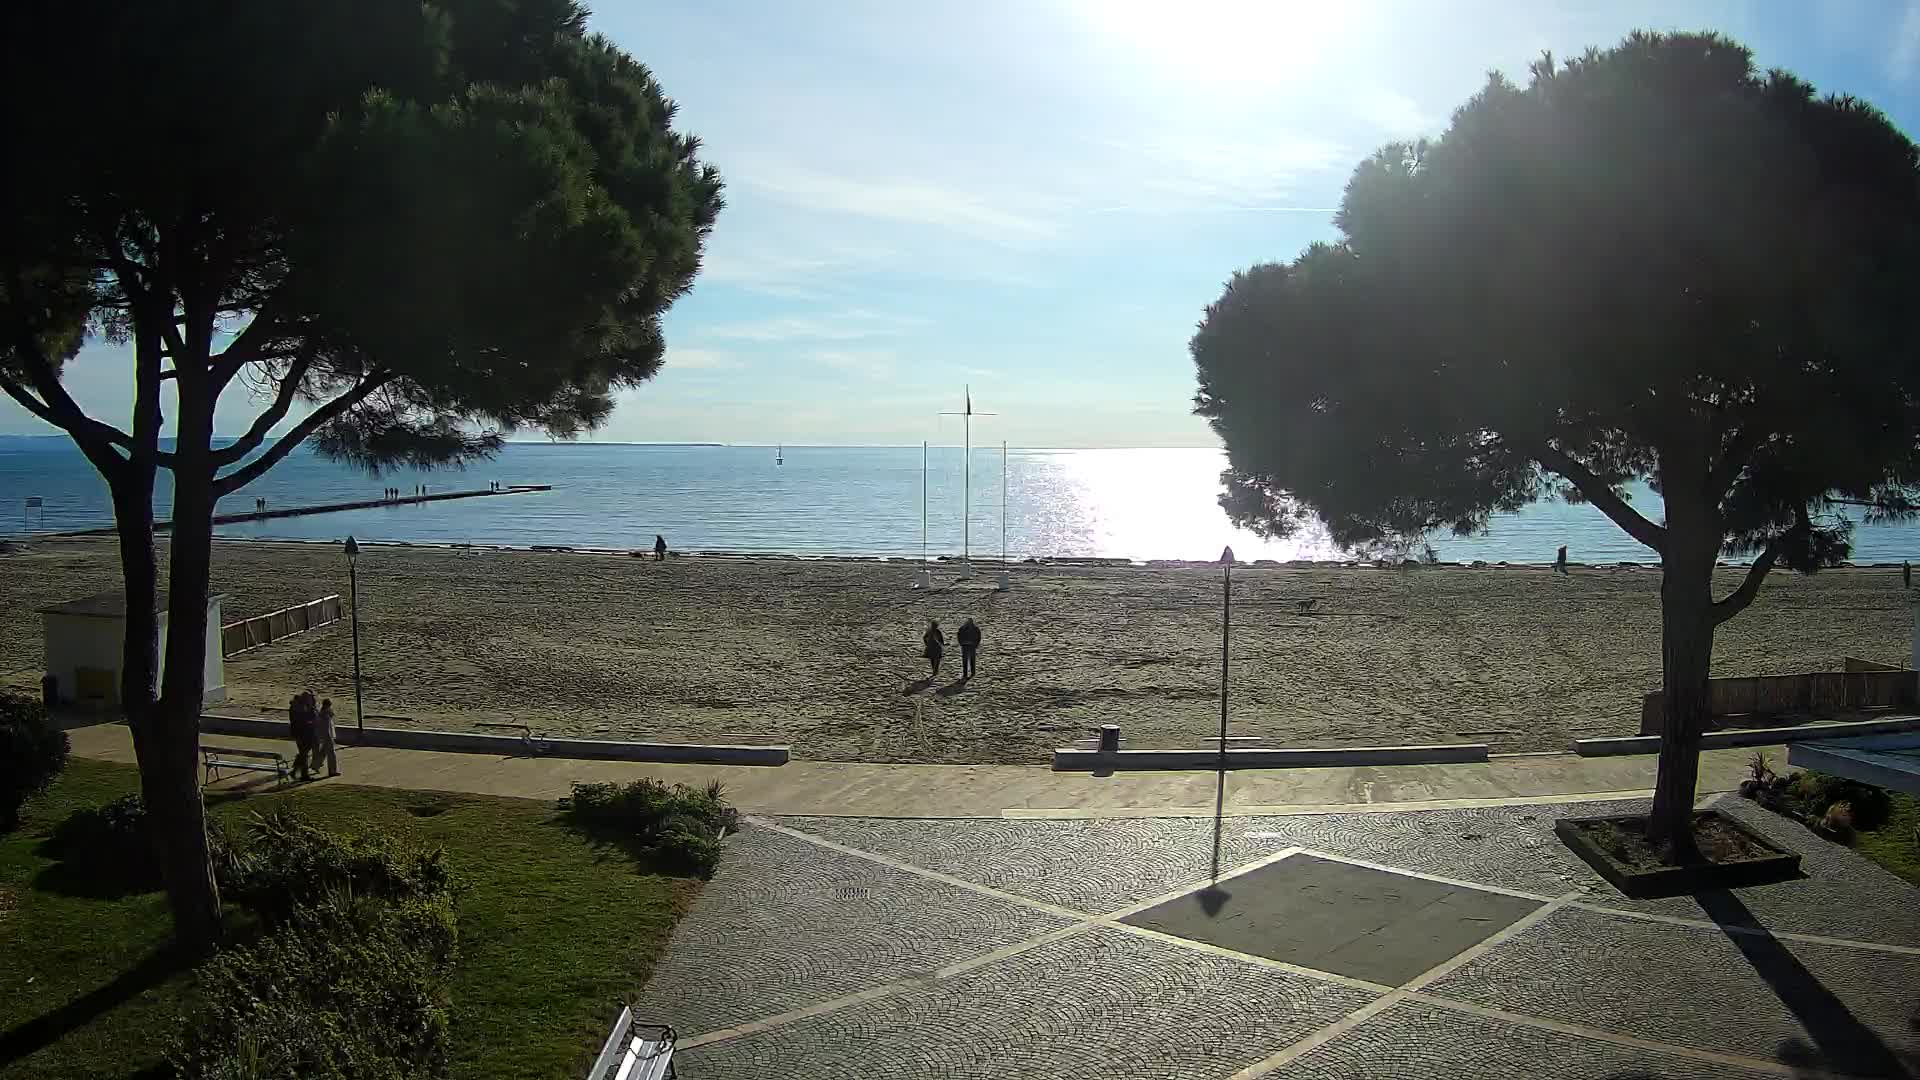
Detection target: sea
<box><xmin>3</xmin><ymin>436</ymin><xmax>1918</xmax><ymax>565</ymax></box>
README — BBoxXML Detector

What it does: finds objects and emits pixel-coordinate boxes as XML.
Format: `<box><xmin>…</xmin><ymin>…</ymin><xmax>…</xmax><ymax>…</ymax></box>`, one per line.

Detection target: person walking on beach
<box><xmin>654</xmin><ymin>533</ymin><xmax>668</xmax><ymax>561</ymax></box>
<box><xmin>1553</xmin><ymin>545</ymin><xmax>1569</xmax><ymax>575</ymax></box>
<box><xmin>957</xmin><ymin>618</ymin><xmax>982</xmax><ymax>680</ymax></box>
<box><xmin>314</xmin><ymin>698</ymin><xmax>340</xmax><ymax>777</ymax></box>
<box><xmin>288</xmin><ymin>691</ymin><xmax>316</xmax><ymax>781</ymax></box>
<box><xmin>922</xmin><ymin>619</ymin><xmax>946</xmax><ymax>678</ymax></box>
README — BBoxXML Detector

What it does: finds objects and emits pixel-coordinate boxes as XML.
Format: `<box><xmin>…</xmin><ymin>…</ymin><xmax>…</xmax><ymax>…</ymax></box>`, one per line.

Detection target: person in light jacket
<box><xmin>315</xmin><ymin>698</ymin><xmax>341</xmax><ymax>778</ymax></box>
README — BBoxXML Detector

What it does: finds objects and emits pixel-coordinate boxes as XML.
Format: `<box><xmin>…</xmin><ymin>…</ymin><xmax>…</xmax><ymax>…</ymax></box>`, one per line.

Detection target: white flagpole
<box><xmin>963</xmin><ymin>385</ymin><xmax>971</xmax><ymax>567</ymax></box>
<box><xmin>921</xmin><ymin>440</ymin><xmax>928</xmax><ymax>568</ymax></box>
<box><xmin>1001</xmin><ymin>440</ymin><xmax>1008</xmax><ymax>566</ymax></box>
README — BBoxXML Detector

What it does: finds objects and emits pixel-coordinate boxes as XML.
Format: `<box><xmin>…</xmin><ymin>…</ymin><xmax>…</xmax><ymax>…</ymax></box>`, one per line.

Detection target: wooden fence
<box><xmin>1639</xmin><ymin>665</ymin><xmax>1918</xmax><ymax>734</ymax></box>
<box><xmin>221</xmin><ymin>595</ymin><xmax>343</xmax><ymax>657</ymax></box>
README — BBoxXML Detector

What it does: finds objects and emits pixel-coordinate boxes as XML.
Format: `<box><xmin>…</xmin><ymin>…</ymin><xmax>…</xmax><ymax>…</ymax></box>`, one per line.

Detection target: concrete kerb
<box><xmin>1052</xmin><ymin>743</ymin><xmax>1490</xmax><ymax>771</ymax></box>
<box><xmin>1574</xmin><ymin>713</ymin><xmax>1920</xmax><ymax>757</ymax></box>
<box><xmin>198</xmin><ymin>713</ymin><xmax>790</xmax><ymax>766</ymax></box>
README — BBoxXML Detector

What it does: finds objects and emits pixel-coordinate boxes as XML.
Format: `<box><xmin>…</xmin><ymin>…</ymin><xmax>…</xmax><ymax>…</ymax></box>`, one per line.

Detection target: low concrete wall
<box><xmin>199</xmin><ymin>714</ymin><xmax>789</xmax><ymax>766</ymax></box>
<box><xmin>1576</xmin><ymin>714</ymin><xmax>1920</xmax><ymax>757</ymax></box>
<box><xmin>1052</xmin><ymin>743</ymin><xmax>1489</xmax><ymax>772</ymax></box>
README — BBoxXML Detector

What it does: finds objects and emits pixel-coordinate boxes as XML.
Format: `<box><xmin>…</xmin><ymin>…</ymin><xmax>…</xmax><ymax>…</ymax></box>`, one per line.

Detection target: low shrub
<box><xmin>0</xmin><ymin>691</ymin><xmax>69</xmax><ymax>830</ymax></box>
<box><xmin>45</xmin><ymin>795</ymin><xmax>238</xmax><ymax>894</ymax></box>
<box><xmin>558</xmin><ymin>778</ymin><xmax>737</xmax><ymax>877</ymax></box>
<box><xmin>220</xmin><ymin>805</ymin><xmax>452</xmax><ymax>928</ymax></box>
<box><xmin>1819</xmin><ymin>801</ymin><xmax>1856</xmax><ymax>842</ymax></box>
<box><xmin>173</xmin><ymin>893</ymin><xmax>459</xmax><ymax>1080</ymax></box>
<box><xmin>1740</xmin><ymin>764</ymin><xmax>1894</xmax><ymax>840</ymax></box>
<box><xmin>47</xmin><ymin>794</ymin><xmax>161</xmax><ymax>890</ymax></box>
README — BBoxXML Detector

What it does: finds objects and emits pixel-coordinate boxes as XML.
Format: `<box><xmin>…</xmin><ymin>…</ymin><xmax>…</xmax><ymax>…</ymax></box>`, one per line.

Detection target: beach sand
<box><xmin>1</xmin><ymin>538</ymin><xmax>1910</xmax><ymax>763</ymax></box>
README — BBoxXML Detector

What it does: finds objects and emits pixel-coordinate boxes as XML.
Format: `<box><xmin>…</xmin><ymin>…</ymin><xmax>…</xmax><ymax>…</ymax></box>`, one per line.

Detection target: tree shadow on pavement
<box><xmin>1694</xmin><ymin>889</ymin><xmax>1914</xmax><ymax>1080</ymax></box>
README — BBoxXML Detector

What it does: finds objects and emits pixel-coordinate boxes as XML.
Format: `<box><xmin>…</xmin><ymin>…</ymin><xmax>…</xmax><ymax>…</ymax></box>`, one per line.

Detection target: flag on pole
<box><xmin>965</xmin><ymin>385</ymin><xmax>971</xmax><ymax>416</ymax></box>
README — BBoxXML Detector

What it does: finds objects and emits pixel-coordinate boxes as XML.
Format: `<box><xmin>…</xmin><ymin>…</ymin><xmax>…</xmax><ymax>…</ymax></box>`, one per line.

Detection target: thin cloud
<box><xmin>810</xmin><ymin>349</ymin><xmax>898</xmax><ymax>381</ymax></box>
<box><xmin>1892</xmin><ymin>1</ymin><xmax>1920</xmax><ymax>81</ymax></box>
<box><xmin>735</xmin><ymin>158</ymin><xmax>1058</xmax><ymax>240</ymax></box>
<box><xmin>702</xmin><ymin>310</ymin><xmax>923</xmax><ymax>343</ymax></box>
<box><xmin>664</xmin><ymin>348</ymin><xmax>743</xmax><ymax>370</ymax></box>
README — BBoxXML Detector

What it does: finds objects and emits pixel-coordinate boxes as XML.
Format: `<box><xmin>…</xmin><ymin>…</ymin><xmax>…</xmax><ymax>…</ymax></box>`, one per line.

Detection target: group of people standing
<box><xmin>287</xmin><ymin>689</ymin><xmax>340</xmax><ymax>781</ymax></box>
<box><xmin>922</xmin><ymin>618</ymin><xmax>983</xmax><ymax>680</ymax></box>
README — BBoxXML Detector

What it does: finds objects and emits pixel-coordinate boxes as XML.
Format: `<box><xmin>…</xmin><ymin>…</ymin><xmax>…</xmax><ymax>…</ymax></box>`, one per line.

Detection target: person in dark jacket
<box><xmin>654</xmin><ymin>534</ymin><xmax>668</xmax><ymax>561</ymax></box>
<box><xmin>957</xmin><ymin>618</ymin><xmax>982</xmax><ymax>680</ymax></box>
<box><xmin>288</xmin><ymin>690</ymin><xmax>316</xmax><ymax>781</ymax></box>
<box><xmin>922</xmin><ymin>620</ymin><xmax>945</xmax><ymax>678</ymax></box>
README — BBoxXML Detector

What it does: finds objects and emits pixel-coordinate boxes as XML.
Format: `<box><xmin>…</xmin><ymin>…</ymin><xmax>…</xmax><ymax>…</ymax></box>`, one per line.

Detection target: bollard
<box><xmin>1098</xmin><ymin>724</ymin><xmax>1120</xmax><ymax>753</ymax></box>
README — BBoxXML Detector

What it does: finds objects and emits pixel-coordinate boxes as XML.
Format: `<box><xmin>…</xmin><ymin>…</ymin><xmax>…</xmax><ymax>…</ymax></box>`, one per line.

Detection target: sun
<box><xmin>1082</xmin><ymin>0</ymin><xmax>1356</xmax><ymax>88</ymax></box>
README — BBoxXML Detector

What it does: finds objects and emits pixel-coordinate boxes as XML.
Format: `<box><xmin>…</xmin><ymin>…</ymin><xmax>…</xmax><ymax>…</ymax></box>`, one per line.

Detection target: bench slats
<box><xmin>589</xmin><ymin>1007</ymin><xmax>674</xmax><ymax>1080</ymax></box>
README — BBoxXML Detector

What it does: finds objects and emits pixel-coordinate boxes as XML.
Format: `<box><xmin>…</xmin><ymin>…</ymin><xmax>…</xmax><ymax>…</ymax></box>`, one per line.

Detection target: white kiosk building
<box><xmin>40</xmin><ymin>591</ymin><xmax>227</xmax><ymax>707</ymax></box>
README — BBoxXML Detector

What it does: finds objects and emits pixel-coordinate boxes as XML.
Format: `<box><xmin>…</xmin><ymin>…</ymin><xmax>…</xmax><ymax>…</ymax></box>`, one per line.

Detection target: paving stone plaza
<box><xmin>637</xmin><ymin>795</ymin><xmax>1920</xmax><ymax>1079</ymax></box>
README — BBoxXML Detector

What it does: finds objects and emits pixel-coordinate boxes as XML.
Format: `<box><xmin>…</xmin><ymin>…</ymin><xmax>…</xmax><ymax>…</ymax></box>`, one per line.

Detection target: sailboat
<box><xmin>776</xmin><ymin>443</ymin><xmax>783</xmax><ymax>466</ymax></box>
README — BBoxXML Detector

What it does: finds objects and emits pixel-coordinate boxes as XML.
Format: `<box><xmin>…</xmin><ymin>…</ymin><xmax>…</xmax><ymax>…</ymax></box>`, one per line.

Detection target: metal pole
<box><xmin>921</xmin><ymin>441</ymin><xmax>928</xmax><ymax>568</ymax></box>
<box><xmin>349</xmin><ymin>558</ymin><xmax>364</xmax><ymax>735</ymax></box>
<box><xmin>1001</xmin><ymin>441</ymin><xmax>1008</xmax><ymax>567</ymax></box>
<box><xmin>1220</xmin><ymin>546</ymin><xmax>1233</xmax><ymax>757</ymax></box>
<box><xmin>963</xmin><ymin>405</ymin><xmax>970</xmax><ymax>564</ymax></box>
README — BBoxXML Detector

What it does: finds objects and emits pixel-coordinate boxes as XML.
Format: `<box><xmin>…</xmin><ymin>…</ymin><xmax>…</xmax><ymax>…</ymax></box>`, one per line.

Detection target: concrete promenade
<box><xmin>67</xmin><ymin>721</ymin><xmax>1759</xmax><ymax>817</ymax></box>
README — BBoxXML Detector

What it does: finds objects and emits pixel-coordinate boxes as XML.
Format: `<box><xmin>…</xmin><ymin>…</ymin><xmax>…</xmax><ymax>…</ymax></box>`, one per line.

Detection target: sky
<box><xmin>8</xmin><ymin>0</ymin><xmax>1920</xmax><ymax>448</ymax></box>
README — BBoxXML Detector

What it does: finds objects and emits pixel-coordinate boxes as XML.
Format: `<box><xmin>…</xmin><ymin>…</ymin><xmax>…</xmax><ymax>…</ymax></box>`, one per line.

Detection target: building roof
<box><xmin>38</xmin><ymin>591</ymin><xmax>228</xmax><ymax>618</ymax></box>
<box><xmin>1789</xmin><ymin>733</ymin><xmax>1920</xmax><ymax>797</ymax></box>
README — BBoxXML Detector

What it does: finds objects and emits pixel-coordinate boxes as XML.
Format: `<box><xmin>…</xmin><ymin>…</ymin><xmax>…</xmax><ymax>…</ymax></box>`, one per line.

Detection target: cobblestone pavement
<box><xmin>640</xmin><ymin>795</ymin><xmax>1920</xmax><ymax>1079</ymax></box>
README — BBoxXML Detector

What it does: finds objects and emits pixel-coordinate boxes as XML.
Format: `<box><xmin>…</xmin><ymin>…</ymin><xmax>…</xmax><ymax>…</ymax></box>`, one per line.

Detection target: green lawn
<box><xmin>0</xmin><ymin>759</ymin><xmax>701</xmax><ymax>1079</ymax></box>
<box><xmin>1855</xmin><ymin>790</ymin><xmax>1920</xmax><ymax>887</ymax></box>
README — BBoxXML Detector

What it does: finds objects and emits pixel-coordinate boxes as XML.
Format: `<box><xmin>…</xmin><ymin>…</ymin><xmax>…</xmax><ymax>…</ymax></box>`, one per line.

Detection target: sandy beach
<box><xmin>1</xmin><ymin>537</ymin><xmax>1910</xmax><ymax>763</ymax></box>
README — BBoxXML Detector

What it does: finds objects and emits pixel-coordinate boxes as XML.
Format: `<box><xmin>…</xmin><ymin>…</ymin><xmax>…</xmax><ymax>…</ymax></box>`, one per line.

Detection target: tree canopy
<box><xmin>1</xmin><ymin>0</ymin><xmax>722</xmax><ymax>482</ymax></box>
<box><xmin>1194</xmin><ymin>32</ymin><xmax>1920</xmax><ymax>582</ymax></box>
<box><xmin>1191</xmin><ymin>31</ymin><xmax>1920</xmax><ymax>853</ymax></box>
<box><xmin>0</xmin><ymin>0</ymin><xmax>722</xmax><ymax>948</ymax></box>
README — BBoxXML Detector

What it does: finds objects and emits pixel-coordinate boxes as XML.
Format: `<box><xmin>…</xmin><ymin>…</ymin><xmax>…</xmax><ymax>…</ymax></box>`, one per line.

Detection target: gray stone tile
<box><xmin>634</xmin><ymin>822</ymin><xmax>1075</xmax><ymax>1037</ymax></box>
<box><xmin>783</xmin><ymin>815</ymin><xmax>1221</xmax><ymax>913</ymax></box>
<box><xmin>1288</xmin><ymin>999</ymin><xmax>1783</xmax><ymax>1079</ymax></box>
<box><xmin>1122</xmin><ymin>854</ymin><xmax>1542</xmax><ymax>987</ymax></box>
<box><xmin>1423</xmin><ymin>904</ymin><xmax>1920</xmax><ymax>1075</ymax></box>
<box><xmin>674</xmin><ymin>925</ymin><xmax>1378</xmax><ymax>1079</ymax></box>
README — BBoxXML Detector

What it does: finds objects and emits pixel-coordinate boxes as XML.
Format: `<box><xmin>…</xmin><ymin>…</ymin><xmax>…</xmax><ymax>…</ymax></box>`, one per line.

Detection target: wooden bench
<box><xmin>202</xmin><ymin>745</ymin><xmax>292</xmax><ymax>787</ymax></box>
<box><xmin>588</xmin><ymin>1006</ymin><xmax>675</xmax><ymax>1080</ymax></box>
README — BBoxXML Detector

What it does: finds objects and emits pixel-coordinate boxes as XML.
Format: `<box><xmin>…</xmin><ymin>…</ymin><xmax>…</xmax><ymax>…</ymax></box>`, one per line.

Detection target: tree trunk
<box><xmin>151</xmin><ymin>398</ymin><xmax>223</xmax><ymax>953</ymax></box>
<box><xmin>1649</xmin><ymin>545</ymin><xmax>1716</xmax><ymax>861</ymax></box>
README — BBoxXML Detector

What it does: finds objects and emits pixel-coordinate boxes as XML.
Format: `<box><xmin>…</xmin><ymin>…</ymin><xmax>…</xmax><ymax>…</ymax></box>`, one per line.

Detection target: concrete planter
<box><xmin>1555</xmin><ymin>811</ymin><xmax>1801</xmax><ymax>898</ymax></box>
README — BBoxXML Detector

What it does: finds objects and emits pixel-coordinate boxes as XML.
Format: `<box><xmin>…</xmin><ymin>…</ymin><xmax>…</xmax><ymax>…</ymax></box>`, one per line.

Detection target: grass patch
<box><xmin>1854</xmin><ymin>790</ymin><xmax>1920</xmax><ymax>887</ymax></box>
<box><xmin>0</xmin><ymin>759</ymin><xmax>701</xmax><ymax>1079</ymax></box>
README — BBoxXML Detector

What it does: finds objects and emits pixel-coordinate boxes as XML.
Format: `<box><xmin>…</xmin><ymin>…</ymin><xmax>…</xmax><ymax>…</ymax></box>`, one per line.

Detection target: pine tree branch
<box><xmin>210</xmin><ymin>372</ymin><xmax>392</xmax><ymax>496</ymax></box>
<box><xmin>1712</xmin><ymin>532</ymin><xmax>1789</xmax><ymax>626</ymax></box>
<box><xmin>2</xmin><ymin>301</ymin><xmax>135</xmax><ymax>468</ymax></box>
<box><xmin>208</xmin><ymin>353</ymin><xmax>313</xmax><ymax>468</ymax></box>
<box><xmin>1531</xmin><ymin>441</ymin><xmax>1668</xmax><ymax>554</ymax></box>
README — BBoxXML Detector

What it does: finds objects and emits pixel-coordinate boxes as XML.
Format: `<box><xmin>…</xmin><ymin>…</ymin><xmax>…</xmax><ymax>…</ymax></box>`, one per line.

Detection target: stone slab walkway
<box><xmin>639</xmin><ymin>796</ymin><xmax>1920</xmax><ymax>1079</ymax></box>
<box><xmin>67</xmin><ymin>721</ymin><xmax>1760</xmax><ymax>819</ymax></box>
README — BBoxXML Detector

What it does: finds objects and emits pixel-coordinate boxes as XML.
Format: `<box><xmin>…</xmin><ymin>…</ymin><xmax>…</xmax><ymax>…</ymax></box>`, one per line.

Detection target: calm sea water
<box><xmin>3</xmin><ymin>436</ymin><xmax>1917</xmax><ymax>564</ymax></box>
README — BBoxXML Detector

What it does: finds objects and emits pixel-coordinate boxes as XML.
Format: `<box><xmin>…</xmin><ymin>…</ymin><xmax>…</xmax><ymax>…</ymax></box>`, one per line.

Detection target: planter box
<box><xmin>1555</xmin><ymin>811</ymin><xmax>1802</xmax><ymax>898</ymax></box>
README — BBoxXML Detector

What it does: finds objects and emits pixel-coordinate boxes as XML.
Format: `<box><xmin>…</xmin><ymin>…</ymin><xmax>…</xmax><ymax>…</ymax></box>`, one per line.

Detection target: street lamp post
<box><xmin>344</xmin><ymin>535</ymin><xmax>364</xmax><ymax>736</ymax></box>
<box><xmin>1219</xmin><ymin>545</ymin><xmax>1233</xmax><ymax>759</ymax></box>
